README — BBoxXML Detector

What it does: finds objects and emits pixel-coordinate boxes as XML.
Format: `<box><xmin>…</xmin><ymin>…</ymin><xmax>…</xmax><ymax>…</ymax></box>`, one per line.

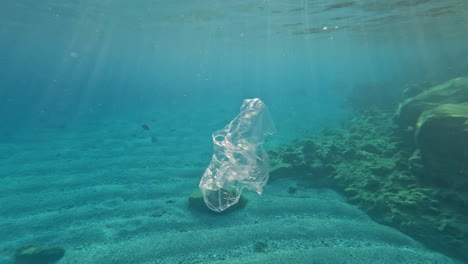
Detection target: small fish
<box><xmin>141</xmin><ymin>124</ymin><xmax>151</xmax><ymax>131</ymax></box>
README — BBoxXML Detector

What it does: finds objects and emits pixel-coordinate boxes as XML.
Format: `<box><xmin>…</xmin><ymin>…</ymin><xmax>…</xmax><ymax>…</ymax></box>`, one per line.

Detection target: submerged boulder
<box><xmin>395</xmin><ymin>76</ymin><xmax>468</xmax><ymax>129</ymax></box>
<box><xmin>394</xmin><ymin>77</ymin><xmax>468</xmax><ymax>189</ymax></box>
<box><xmin>415</xmin><ymin>103</ymin><xmax>468</xmax><ymax>188</ymax></box>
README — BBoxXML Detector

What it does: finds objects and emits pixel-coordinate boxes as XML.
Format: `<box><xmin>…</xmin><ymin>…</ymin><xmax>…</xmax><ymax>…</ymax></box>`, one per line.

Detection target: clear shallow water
<box><xmin>0</xmin><ymin>1</ymin><xmax>467</xmax><ymax>263</ymax></box>
<box><xmin>1</xmin><ymin>0</ymin><xmax>467</xmax><ymax>138</ymax></box>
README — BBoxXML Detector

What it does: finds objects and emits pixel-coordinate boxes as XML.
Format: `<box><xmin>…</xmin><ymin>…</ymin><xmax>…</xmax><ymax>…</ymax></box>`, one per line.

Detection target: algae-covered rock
<box><xmin>393</xmin><ymin>76</ymin><xmax>468</xmax><ymax>188</ymax></box>
<box><xmin>13</xmin><ymin>245</ymin><xmax>65</xmax><ymax>264</ymax></box>
<box><xmin>395</xmin><ymin>76</ymin><xmax>468</xmax><ymax>129</ymax></box>
<box><xmin>415</xmin><ymin>103</ymin><xmax>468</xmax><ymax>188</ymax></box>
<box><xmin>188</xmin><ymin>189</ymin><xmax>247</xmax><ymax>214</ymax></box>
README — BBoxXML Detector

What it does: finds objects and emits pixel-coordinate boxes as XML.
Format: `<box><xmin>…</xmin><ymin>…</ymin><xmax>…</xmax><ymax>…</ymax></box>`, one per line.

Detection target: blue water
<box><xmin>2</xmin><ymin>1</ymin><xmax>467</xmax><ymax>140</ymax></box>
<box><xmin>1</xmin><ymin>1</ymin><xmax>467</xmax><ymax>263</ymax></box>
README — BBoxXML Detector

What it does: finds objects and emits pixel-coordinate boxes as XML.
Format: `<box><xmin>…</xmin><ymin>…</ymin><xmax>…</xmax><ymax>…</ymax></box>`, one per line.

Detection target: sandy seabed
<box><xmin>0</xmin><ymin>114</ymin><xmax>462</xmax><ymax>264</ymax></box>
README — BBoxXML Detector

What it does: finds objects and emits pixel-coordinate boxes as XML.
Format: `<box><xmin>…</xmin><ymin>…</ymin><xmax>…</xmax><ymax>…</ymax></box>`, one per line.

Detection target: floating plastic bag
<box><xmin>199</xmin><ymin>98</ymin><xmax>275</xmax><ymax>212</ymax></box>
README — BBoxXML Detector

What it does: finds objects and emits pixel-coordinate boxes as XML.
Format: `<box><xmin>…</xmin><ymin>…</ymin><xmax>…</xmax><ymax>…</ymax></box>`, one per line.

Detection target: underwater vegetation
<box><xmin>268</xmin><ymin>76</ymin><xmax>468</xmax><ymax>262</ymax></box>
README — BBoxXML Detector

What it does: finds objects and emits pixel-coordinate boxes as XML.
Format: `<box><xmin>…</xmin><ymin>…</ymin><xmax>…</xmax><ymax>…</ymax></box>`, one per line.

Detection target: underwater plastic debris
<box><xmin>199</xmin><ymin>98</ymin><xmax>275</xmax><ymax>212</ymax></box>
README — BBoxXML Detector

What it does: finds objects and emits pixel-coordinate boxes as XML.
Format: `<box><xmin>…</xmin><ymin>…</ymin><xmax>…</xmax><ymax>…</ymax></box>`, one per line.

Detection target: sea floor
<box><xmin>0</xmin><ymin>118</ymin><xmax>462</xmax><ymax>264</ymax></box>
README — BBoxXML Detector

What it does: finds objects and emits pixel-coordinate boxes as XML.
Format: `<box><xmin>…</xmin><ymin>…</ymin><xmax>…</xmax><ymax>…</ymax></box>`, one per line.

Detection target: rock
<box><xmin>253</xmin><ymin>241</ymin><xmax>268</xmax><ymax>253</ymax></box>
<box><xmin>395</xmin><ymin>76</ymin><xmax>468</xmax><ymax>130</ymax></box>
<box><xmin>369</xmin><ymin>162</ymin><xmax>394</xmax><ymax>176</ymax></box>
<box><xmin>393</xmin><ymin>77</ymin><xmax>468</xmax><ymax>187</ymax></box>
<box><xmin>342</xmin><ymin>148</ymin><xmax>356</xmax><ymax>159</ymax></box>
<box><xmin>408</xmin><ymin>149</ymin><xmax>425</xmax><ymax>178</ymax></box>
<box><xmin>282</xmin><ymin>151</ymin><xmax>303</xmax><ymax>166</ymax></box>
<box><xmin>362</xmin><ymin>177</ymin><xmax>381</xmax><ymax>192</ymax></box>
<box><xmin>414</xmin><ymin>103</ymin><xmax>468</xmax><ymax>188</ymax></box>
<box><xmin>402</xmin><ymin>82</ymin><xmax>432</xmax><ymax>98</ymax></box>
<box><xmin>270</xmin><ymin>162</ymin><xmax>312</xmax><ymax>181</ymax></box>
<box><xmin>302</xmin><ymin>139</ymin><xmax>317</xmax><ymax>162</ymax></box>
<box><xmin>302</xmin><ymin>139</ymin><xmax>316</xmax><ymax>152</ymax></box>
<box><xmin>288</xmin><ymin>184</ymin><xmax>299</xmax><ymax>194</ymax></box>
<box><xmin>360</xmin><ymin>142</ymin><xmax>380</xmax><ymax>154</ymax></box>
<box><xmin>13</xmin><ymin>245</ymin><xmax>65</xmax><ymax>264</ymax></box>
<box><xmin>188</xmin><ymin>189</ymin><xmax>247</xmax><ymax>214</ymax></box>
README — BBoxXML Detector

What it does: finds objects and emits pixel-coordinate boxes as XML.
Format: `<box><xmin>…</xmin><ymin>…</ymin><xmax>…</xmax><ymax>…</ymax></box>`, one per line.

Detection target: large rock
<box><xmin>395</xmin><ymin>77</ymin><xmax>468</xmax><ymax>129</ymax></box>
<box><xmin>415</xmin><ymin>103</ymin><xmax>468</xmax><ymax>188</ymax></box>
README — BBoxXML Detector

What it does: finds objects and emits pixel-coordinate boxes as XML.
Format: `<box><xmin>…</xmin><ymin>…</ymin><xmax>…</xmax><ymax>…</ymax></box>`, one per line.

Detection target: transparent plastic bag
<box><xmin>199</xmin><ymin>98</ymin><xmax>275</xmax><ymax>212</ymax></box>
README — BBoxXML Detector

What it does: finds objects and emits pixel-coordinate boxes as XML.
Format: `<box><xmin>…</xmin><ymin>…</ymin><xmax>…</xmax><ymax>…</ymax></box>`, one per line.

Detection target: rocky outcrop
<box><xmin>394</xmin><ymin>76</ymin><xmax>468</xmax><ymax>188</ymax></box>
<box><xmin>415</xmin><ymin>103</ymin><xmax>468</xmax><ymax>189</ymax></box>
<box><xmin>395</xmin><ymin>76</ymin><xmax>468</xmax><ymax>130</ymax></box>
<box><xmin>268</xmin><ymin>108</ymin><xmax>468</xmax><ymax>263</ymax></box>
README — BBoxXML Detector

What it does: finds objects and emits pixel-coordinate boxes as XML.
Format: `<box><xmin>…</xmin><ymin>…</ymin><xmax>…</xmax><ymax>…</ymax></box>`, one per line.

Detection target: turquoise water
<box><xmin>1</xmin><ymin>1</ymin><xmax>467</xmax><ymax>263</ymax></box>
